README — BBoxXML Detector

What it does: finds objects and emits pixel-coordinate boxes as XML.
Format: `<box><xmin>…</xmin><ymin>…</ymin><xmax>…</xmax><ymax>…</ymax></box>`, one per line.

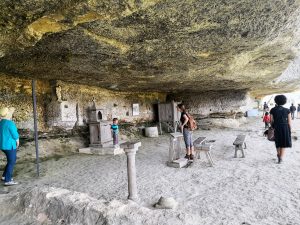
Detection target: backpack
<box><xmin>186</xmin><ymin>113</ymin><xmax>197</xmax><ymax>131</ymax></box>
<box><xmin>267</xmin><ymin>127</ymin><xmax>275</xmax><ymax>141</ymax></box>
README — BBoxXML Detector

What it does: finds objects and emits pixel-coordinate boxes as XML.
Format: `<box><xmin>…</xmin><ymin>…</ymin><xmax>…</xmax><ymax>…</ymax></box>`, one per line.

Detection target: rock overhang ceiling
<box><xmin>0</xmin><ymin>0</ymin><xmax>300</xmax><ymax>95</ymax></box>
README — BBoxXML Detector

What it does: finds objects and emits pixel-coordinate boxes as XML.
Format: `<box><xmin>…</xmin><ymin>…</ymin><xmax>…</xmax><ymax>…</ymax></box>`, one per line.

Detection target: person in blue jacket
<box><xmin>0</xmin><ymin>107</ymin><xmax>19</xmax><ymax>186</ymax></box>
<box><xmin>111</xmin><ymin>118</ymin><xmax>119</xmax><ymax>147</ymax></box>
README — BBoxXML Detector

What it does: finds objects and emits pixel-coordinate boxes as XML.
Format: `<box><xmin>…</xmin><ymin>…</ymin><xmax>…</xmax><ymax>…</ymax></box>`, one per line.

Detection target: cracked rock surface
<box><xmin>0</xmin><ymin>0</ymin><xmax>300</xmax><ymax>94</ymax></box>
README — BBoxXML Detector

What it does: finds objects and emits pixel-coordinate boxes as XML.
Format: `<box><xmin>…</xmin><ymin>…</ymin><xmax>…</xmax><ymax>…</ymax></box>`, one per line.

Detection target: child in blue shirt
<box><xmin>111</xmin><ymin>118</ymin><xmax>119</xmax><ymax>147</ymax></box>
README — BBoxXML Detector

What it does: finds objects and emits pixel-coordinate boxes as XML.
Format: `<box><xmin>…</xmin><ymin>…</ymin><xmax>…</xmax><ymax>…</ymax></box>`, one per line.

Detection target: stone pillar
<box><xmin>121</xmin><ymin>141</ymin><xmax>141</xmax><ymax>202</ymax></box>
<box><xmin>168</xmin><ymin>132</ymin><xmax>183</xmax><ymax>162</ymax></box>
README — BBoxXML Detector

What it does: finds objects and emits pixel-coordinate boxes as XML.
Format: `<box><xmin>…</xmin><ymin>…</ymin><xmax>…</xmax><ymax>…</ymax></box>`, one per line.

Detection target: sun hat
<box><xmin>0</xmin><ymin>107</ymin><xmax>9</xmax><ymax>118</ymax></box>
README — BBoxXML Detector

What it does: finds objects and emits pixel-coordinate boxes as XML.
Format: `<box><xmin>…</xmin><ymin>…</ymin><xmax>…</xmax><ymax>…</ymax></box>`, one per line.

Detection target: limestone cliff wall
<box><xmin>0</xmin><ymin>74</ymin><xmax>166</xmax><ymax>131</ymax></box>
<box><xmin>0</xmin><ymin>73</ymin><xmax>256</xmax><ymax>133</ymax></box>
<box><xmin>168</xmin><ymin>90</ymin><xmax>251</xmax><ymax>118</ymax></box>
<box><xmin>0</xmin><ymin>73</ymin><xmax>50</xmax><ymax>130</ymax></box>
<box><xmin>50</xmin><ymin>80</ymin><xmax>166</xmax><ymax>128</ymax></box>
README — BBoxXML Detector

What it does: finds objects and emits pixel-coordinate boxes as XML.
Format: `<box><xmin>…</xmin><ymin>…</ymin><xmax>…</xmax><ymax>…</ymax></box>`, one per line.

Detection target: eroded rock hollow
<box><xmin>0</xmin><ymin>0</ymin><xmax>300</xmax><ymax>130</ymax></box>
<box><xmin>1</xmin><ymin>2</ymin><xmax>300</xmax><ymax>224</ymax></box>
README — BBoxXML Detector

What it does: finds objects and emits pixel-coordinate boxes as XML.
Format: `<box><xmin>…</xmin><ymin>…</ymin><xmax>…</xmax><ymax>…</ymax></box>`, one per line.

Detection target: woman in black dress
<box><xmin>270</xmin><ymin>95</ymin><xmax>292</xmax><ymax>163</ymax></box>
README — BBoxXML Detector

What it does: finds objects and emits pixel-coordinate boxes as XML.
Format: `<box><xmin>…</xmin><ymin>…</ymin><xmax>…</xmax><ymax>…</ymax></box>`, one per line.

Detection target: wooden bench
<box><xmin>233</xmin><ymin>135</ymin><xmax>247</xmax><ymax>158</ymax></box>
<box><xmin>193</xmin><ymin>137</ymin><xmax>207</xmax><ymax>147</ymax></box>
<box><xmin>193</xmin><ymin>137</ymin><xmax>214</xmax><ymax>166</ymax></box>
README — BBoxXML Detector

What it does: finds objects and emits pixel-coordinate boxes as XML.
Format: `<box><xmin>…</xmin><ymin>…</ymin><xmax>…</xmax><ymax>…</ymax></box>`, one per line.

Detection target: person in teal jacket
<box><xmin>0</xmin><ymin>107</ymin><xmax>19</xmax><ymax>186</ymax></box>
<box><xmin>111</xmin><ymin>118</ymin><xmax>119</xmax><ymax>147</ymax></box>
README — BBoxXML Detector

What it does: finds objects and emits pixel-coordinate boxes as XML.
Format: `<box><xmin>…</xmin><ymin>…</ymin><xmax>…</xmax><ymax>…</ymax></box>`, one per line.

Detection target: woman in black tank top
<box><xmin>177</xmin><ymin>104</ymin><xmax>194</xmax><ymax>160</ymax></box>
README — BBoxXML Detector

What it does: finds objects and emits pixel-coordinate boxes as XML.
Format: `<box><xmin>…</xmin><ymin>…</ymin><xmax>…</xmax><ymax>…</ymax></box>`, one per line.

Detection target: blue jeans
<box><xmin>183</xmin><ymin>128</ymin><xmax>193</xmax><ymax>148</ymax></box>
<box><xmin>113</xmin><ymin>133</ymin><xmax>119</xmax><ymax>145</ymax></box>
<box><xmin>1</xmin><ymin>149</ymin><xmax>17</xmax><ymax>182</ymax></box>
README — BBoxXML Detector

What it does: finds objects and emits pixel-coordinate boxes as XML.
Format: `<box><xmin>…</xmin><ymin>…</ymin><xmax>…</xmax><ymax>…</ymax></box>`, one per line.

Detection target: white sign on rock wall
<box><xmin>132</xmin><ymin>103</ymin><xmax>139</xmax><ymax>116</ymax></box>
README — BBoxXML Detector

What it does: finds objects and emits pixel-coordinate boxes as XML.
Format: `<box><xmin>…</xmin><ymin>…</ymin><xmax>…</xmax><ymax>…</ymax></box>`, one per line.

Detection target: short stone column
<box><xmin>120</xmin><ymin>141</ymin><xmax>141</xmax><ymax>202</ymax></box>
<box><xmin>168</xmin><ymin>132</ymin><xmax>183</xmax><ymax>162</ymax></box>
<box><xmin>167</xmin><ymin>132</ymin><xmax>188</xmax><ymax>168</ymax></box>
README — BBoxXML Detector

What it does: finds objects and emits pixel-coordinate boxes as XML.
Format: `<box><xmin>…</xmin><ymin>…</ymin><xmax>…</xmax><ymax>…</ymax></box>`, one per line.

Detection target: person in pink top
<box><xmin>263</xmin><ymin>112</ymin><xmax>271</xmax><ymax>129</ymax></box>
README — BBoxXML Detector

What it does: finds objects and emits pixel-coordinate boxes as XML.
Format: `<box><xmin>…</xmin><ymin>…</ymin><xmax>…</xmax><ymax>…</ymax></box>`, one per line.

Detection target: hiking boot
<box><xmin>4</xmin><ymin>181</ymin><xmax>18</xmax><ymax>186</ymax></box>
<box><xmin>189</xmin><ymin>154</ymin><xmax>194</xmax><ymax>160</ymax></box>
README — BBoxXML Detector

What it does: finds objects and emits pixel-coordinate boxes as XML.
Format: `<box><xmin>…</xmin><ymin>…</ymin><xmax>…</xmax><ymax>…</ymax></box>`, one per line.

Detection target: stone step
<box><xmin>167</xmin><ymin>158</ymin><xmax>188</xmax><ymax>168</ymax></box>
<box><xmin>78</xmin><ymin>146</ymin><xmax>124</xmax><ymax>155</ymax></box>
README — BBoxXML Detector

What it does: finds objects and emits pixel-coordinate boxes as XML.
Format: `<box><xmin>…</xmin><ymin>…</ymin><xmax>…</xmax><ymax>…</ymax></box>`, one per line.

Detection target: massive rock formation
<box><xmin>0</xmin><ymin>187</ymin><xmax>184</xmax><ymax>225</ymax></box>
<box><xmin>0</xmin><ymin>0</ymin><xmax>300</xmax><ymax>94</ymax></box>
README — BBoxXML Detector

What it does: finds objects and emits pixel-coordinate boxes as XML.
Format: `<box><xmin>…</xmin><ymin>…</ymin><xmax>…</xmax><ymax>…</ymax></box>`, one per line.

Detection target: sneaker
<box><xmin>1</xmin><ymin>177</ymin><xmax>13</xmax><ymax>181</ymax></box>
<box><xmin>4</xmin><ymin>181</ymin><xmax>18</xmax><ymax>186</ymax></box>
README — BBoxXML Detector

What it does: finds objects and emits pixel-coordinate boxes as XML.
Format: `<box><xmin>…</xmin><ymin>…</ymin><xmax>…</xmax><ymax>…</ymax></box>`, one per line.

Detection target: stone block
<box><xmin>89</xmin><ymin>141</ymin><xmax>112</xmax><ymax>148</ymax></box>
<box><xmin>78</xmin><ymin>146</ymin><xmax>124</xmax><ymax>155</ymax></box>
<box><xmin>47</xmin><ymin>100</ymin><xmax>77</xmax><ymax>129</ymax></box>
<box><xmin>120</xmin><ymin>141</ymin><xmax>141</xmax><ymax>150</ymax></box>
<box><xmin>154</xmin><ymin>196</ymin><xmax>178</xmax><ymax>209</ymax></box>
<box><xmin>145</xmin><ymin>127</ymin><xmax>159</xmax><ymax>137</ymax></box>
<box><xmin>167</xmin><ymin>158</ymin><xmax>188</xmax><ymax>168</ymax></box>
<box><xmin>78</xmin><ymin>147</ymin><xmax>92</xmax><ymax>154</ymax></box>
<box><xmin>170</xmin><ymin>132</ymin><xmax>183</xmax><ymax>138</ymax></box>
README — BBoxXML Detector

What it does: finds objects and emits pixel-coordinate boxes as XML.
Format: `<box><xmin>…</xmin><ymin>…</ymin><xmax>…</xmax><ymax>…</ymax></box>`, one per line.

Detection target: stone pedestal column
<box><xmin>169</xmin><ymin>132</ymin><xmax>183</xmax><ymax>162</ymax></box>
<box><xmin>125</xmin><ymin>148</ymin><xmax>138</xmax><ymax>201</ymax></box>
<box><xmin>121</xmin><ymin>141</ymin><xmax>141</xmax><ymax>202</ymax></box>
<box><xmin>168</xmin><ymin>136</ymin><xmax>175</xmax><ymax>163</ymax></box>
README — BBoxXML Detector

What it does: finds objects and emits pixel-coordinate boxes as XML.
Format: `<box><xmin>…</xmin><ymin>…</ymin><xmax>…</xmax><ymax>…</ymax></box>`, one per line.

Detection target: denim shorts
<box><xmin>183</xmin><ymin>128</ymin><xmax>193</xmax><ymax>148</ymax></box>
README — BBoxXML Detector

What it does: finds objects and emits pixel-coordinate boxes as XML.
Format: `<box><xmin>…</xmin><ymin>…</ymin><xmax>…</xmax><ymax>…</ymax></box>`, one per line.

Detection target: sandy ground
<box><xmin>0</xmin><ymin>117</ymin><xmax>300</xmax><ymax>225</ymax></box>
